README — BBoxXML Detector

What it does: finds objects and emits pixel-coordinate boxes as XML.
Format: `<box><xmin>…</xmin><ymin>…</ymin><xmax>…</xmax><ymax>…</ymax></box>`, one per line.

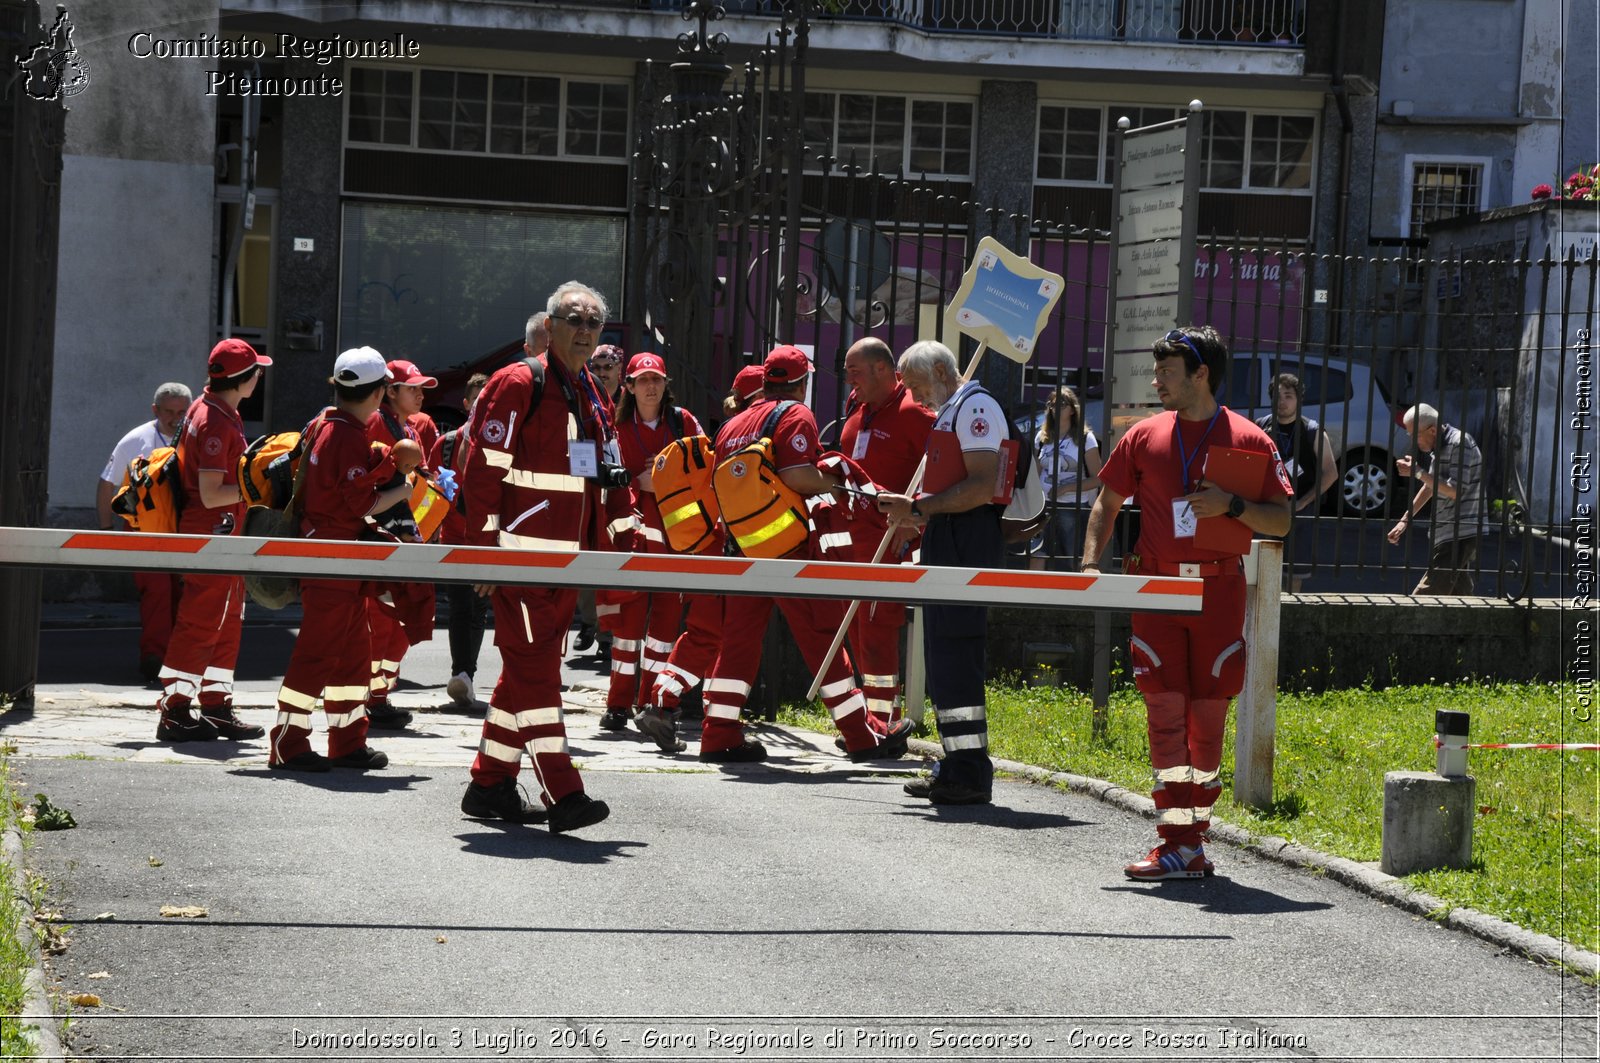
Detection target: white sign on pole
<box><xmin>1118</xmin><ymin>126</ymin><xmax>1187</xmax><ymax>192</ymax></box>
<box><xmin>1117</xmin><ymin>239</ymin><xmax>1181</xmax><ymax>299</ymax></box>
<box><xmin>1113</xmin><ymin>294</ymin><xmax>1182</xmax><ymax>352</ymax></box>
<box><xmin>1118</xmin><ymin>185</ymin><xmax>1185</xmax><ymax>243</ymax></box>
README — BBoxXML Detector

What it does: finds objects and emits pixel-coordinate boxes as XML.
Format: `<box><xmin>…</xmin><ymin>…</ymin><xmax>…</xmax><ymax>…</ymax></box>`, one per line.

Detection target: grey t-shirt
<box><xmin>1424</xmin><ymin>423</ymin><xmax>1483</xmax><ymax>544</ymax></box>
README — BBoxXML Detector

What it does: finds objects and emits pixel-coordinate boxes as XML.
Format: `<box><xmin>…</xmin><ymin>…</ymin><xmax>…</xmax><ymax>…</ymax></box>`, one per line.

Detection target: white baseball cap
<box><xmin>334</xmin><ymin>346</ymin><xmax>391</xmax><ymax>386</ymax></box>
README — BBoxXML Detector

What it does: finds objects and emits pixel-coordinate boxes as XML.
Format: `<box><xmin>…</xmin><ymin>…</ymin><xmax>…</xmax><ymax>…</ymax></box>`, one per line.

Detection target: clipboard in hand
<box><xmin>1193</xmin><ymin>446</ymin><xmax>1269</xmax><ymax>553</ymax></box>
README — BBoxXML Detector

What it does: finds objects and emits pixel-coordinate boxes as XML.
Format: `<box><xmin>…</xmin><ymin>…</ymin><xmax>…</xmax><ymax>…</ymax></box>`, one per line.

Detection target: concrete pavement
<box><xmin>3</xmin><ymin>605</ymin><xmax>1597</xmax><ymax>1061</ymax></box>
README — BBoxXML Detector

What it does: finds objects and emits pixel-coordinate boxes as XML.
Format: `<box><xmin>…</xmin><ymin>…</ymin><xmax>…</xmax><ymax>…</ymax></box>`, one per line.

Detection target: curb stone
<box><xmin>949</xmin><ymin>747</ymin><xmax>1599</xmax><ymax>980</ymax></box>
<box><xmin>2</xmin><ymin>825</ymin><xmax>67</xmax><ymax>1063</ymax></box>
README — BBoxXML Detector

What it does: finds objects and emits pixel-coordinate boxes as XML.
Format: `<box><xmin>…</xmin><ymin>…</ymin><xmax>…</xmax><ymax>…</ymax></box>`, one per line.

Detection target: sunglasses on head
<box><xmin>562</xmin><ymin>313</ymin><xmax>604</xmax><ymax>332</ymax></box>
<box><xmin>1164</xmin><ymin>329</ymin><xmax>1205</xmax><ymax>371</ymax></box>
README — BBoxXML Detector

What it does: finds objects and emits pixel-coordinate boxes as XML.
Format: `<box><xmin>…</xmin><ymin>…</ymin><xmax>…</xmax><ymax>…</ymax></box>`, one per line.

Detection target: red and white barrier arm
<box><xmin>0</xmin><ymin>526</ymin><xmax>1203</xmax><ymax>614</ymax></box>
<box><xmin>1435</xmin><ymin>739</ymin><xmax>1600</xmax><ymax>752</ymax></box>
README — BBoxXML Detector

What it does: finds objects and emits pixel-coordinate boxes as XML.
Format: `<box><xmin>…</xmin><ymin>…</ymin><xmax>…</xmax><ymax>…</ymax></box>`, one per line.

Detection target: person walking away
<box><xmin>154</xmin><ymin>340</ymin><xmax>271</xmax><ymax>744</ymax></box>
<box><xmin>268</xmin><ymin>347</ymin><xmax>416</xmax><ymax>772</ymax></box>
<box><xmin>1081</xmin><ymin>326</ymin><xmax>1292</xmax><ymax>879</ymax></box>
<box><xmin>97</xmin><ymin>382</ymin><xmax>192</xmax><ymax>681</ymax></box>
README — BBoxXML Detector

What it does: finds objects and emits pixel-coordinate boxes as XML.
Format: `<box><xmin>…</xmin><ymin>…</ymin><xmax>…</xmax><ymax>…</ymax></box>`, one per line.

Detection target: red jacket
<box><xmin>460</xmin><ymin>353</ymin><xmax>639</xmax><ymax>553</ymax></box>
<box><xmin>616</xmin><ymin>405</ymin><xmax>704</xmax><ymax>552</ymax></box>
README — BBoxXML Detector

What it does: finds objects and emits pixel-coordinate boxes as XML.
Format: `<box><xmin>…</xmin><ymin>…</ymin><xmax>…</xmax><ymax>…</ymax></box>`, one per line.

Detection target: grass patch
<box><xmin>0</xmin><ymin>745</ymin><xmax>45</xmax><ymax>1058</ymax></box>
<box><xmin>780</xmin><ymin>680</ymin><xmax>1598</xmax><ymax>953</ymax></box>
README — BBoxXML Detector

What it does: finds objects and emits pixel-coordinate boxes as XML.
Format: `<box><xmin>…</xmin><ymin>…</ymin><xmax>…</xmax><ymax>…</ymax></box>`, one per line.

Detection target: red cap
<box><xmin>763</xmin><ymin>344</ymin><xmax>812</xmax><ymax>383</ymax></box>
<box><xmin>207</xmin><ymin>338</ymin><xmax>272</xmax><ymax>379</ymax></box>
<box><xmin>385</xmin><ymin>359</ymin><xmax>438</xmax><ymax>388</ymax></box>
<box><xmin>625</xmin><ymin>352</ymin><xmax>667</xmax><ymax>380</ymax></box>
<box><xmin>732</xmin><ymin>365</ymin><xmax>766</xmax><ymax>401</ymax></box>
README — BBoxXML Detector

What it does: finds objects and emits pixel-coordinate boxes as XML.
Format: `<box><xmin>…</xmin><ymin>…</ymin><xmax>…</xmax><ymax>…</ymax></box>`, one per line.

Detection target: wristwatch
<box><xmin>909</xmin><ymin>499</ymin><xmax>924</xmax><ymax>519</ymax></box>
<box><xmin>1227</xmin><ymin>494</ymin><xmax>1246</xmax><ymax>519</ymax></box>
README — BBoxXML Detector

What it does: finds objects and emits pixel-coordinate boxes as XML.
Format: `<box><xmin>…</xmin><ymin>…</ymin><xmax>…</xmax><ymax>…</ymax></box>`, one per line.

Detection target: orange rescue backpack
<box><xmin>713</xmin><ymin>401</ymin><xmax>811</xmax><ymax>559</ymax></box>
<box><xmin>652</xmin><ymin>431</ymin><xmax>719</xmax><ymax>554</ymax></box>
<box><xmin>238</xmin><ymin>428</ymin><xmax>309</xmax><ymax>510</ymax></box>
<box><xmin>110</xmin><ymin>414</ymin><xmax>189</xmax><ymax>534</ymax></box>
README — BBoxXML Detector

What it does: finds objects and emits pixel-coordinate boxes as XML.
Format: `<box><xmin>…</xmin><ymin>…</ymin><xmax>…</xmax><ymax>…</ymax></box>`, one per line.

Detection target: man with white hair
<box><xmin>456</xmin><ymin>280</ymin><xmax>637</xmax><ymax>834</ymax></box>
<box><xmin>97</xmin><ymin>381</ymin><xmax>193</xmax><ymax>681</ymax></box>
<box><xmin>1387</xmin><ymin>402</ymin><xmax>1484</xmax><ymax>595</ymax></box>
<box><xmin>877</xmin><ymin>340</ymin><xmax>1009</xmax><ymax>805</ymax></box>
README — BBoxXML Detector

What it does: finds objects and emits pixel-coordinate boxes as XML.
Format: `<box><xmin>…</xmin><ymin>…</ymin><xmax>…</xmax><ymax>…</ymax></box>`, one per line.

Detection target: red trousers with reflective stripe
<box><xmin>366</xmin><ymin>597</ymin><xmax>412</xmax><ymax>704</ymax></box>
<box><xmin>1130</xmin><ymin>572</ymin><xmax>1246</xmax><ymax>846</ymax></box>
<box><xmin>849</xmin><ymin>599</ymin><xmax>905</xmax><ymax>724</ymax></box>
<box><xmin>470</xmin><ymin>585</ymin><xmax>584</xmax><ymax>804</ymax></box>
<box><xmin>703</xmin><ymin>594</ymin><xmax>873</xmax><ymax>754</ymax></box>
<box><xmin>607</xmin><ymin>592</ymin><xmax>684</xmax><ymax>709</ymax></box>
<box><xmin>135</xmin><ymin>571</ymin><xmax>181</xmax><ymax>661</ymax></box>
<box><xmin>160</xmin><ymin>572</ymin><xmax>244</xmax><ymax>708</ymax></box>
<box><xmin>651</xmin><ymin>594</ymin><xmax>722</xmax><ymax>709</ymax></box>
<box><xmin>269</xmin><ymin>580</ymin><xmax>372</xmax><ymax>762</ymax></box>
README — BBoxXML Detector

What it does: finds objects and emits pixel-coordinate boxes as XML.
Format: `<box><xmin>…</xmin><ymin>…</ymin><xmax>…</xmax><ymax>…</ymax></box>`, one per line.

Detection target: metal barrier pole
<box><xmin>903</xmin><ymin>606</ymin><xmax>926</xmax><ymax>726</ymax></box>
<box><xmin>1233</xmin><ymin>539</ymin><xmax>1282</xmax><ymax>811</ymax></box>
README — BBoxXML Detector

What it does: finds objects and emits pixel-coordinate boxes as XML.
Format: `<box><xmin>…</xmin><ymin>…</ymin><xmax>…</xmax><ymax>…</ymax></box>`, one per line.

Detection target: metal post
<box><xmin>1435</xmin><ymin>709</ymin><xmax>1470</xmax><ymax>777</ymax></box>
<box><xmin>903</xmin><ymin>606</ymin><xmax>926</xmax><ymax>726</ymax></box>
<box><xmin>1233</xmin><ymin>539</ymin><xmax>1282</xmax><ymax>810</ymax></box>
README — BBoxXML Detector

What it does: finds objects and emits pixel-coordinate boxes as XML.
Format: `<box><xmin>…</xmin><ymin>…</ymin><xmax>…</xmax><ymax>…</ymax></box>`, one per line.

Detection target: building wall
<box><xmin>48</xmin><ymin>0</ymin><xmax>219</xmax><ymax>520</ymax></box>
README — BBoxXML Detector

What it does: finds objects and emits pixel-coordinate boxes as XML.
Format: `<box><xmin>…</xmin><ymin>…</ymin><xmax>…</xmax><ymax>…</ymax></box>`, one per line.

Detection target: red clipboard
<box><xmin>921</xmin><ymin>431</ymin><xmax>1019</xmax><ymax>504</ymax></box>
<box><xmin>1193</xmin><ymin>446</ymin><xmax>1270</xmax><ymax>553</ymax></box>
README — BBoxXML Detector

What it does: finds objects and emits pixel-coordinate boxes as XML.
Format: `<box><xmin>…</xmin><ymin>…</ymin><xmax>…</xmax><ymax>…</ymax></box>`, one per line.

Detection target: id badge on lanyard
<box><xmin>568</xmin><ymin>440</ymin><xmax>599</xmax><ymax>478</ymax></box>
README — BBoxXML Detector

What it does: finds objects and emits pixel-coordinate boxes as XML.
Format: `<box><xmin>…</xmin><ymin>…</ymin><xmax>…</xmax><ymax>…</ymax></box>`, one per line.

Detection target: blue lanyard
<box><xmin>575</xmin><ymin>369</ymin><xmax>612</xmax><ymax>442</ymax></box>
<box><xmin>1173</xmin><ymin>407</ymin><xmax>1222</xmax><ymax>492</ymax></box>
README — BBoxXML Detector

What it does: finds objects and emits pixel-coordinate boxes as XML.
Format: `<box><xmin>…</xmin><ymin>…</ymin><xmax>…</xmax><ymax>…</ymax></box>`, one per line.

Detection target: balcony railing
<box><xmin>674</xmin><ymin>1</ymin><xmax>1304</xmax><ymax>46</ymax></box>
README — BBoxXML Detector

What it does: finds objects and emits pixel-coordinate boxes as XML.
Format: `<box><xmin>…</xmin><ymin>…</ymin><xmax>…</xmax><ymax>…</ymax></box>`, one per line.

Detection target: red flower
<box><xmin>1531</xmin><ymin>183</ymin><xmax>1554</xmax><ymax>200</ymax></box>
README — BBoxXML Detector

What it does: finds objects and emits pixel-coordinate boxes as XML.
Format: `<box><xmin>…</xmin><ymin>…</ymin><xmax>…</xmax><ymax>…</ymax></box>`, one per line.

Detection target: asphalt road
<box><xmin>7</xmin><ymin>609</ymin><xmax>1597</xmax><ymax>1061</ymax></box>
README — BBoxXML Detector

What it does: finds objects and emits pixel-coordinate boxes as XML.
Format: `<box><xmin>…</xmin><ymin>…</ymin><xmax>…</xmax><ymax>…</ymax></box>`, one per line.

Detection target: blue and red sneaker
<box><xmin>1124</xmin><ymin>843</ymin><xmax>1215</xmax><ymax>881</ymax></box>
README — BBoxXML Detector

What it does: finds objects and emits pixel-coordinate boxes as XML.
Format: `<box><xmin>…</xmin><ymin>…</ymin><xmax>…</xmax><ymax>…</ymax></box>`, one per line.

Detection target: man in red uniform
<box><xmin>268</xmin><ymin>347</ymin><xmax>416</xmax><ymax>772</ymax></box>
<box><xmin>1081</xmin><ymin>326</ymin><xmax>1292</xmax><ymax>880</ymax></box>
<box><xmin>155</xmin><ymin>339</ymin><xmax>271</xmax><ymax>743</ymax></box>
<box><xmin>457</xmin><ymin>281</ymin><xmax>636</xmax><ymax>834</ymax></box>
<box><xmin>362</xmin><ymin>357</ymin><xmax>442</xmax><ymax>730</ymax></box>
<box><xmin>686</xmin><ymin>344</ymin><xmax>912</xmax><ymax>764</ymax></box>
<box><xmin>836</xmin><ymin>337</ymin><xmax>934</xmax><ymax>728</ymax></box>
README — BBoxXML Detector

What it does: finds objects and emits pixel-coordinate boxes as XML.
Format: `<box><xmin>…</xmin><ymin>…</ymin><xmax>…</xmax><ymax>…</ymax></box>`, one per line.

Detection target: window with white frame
<box><xmin>419</xmin><ymin>70</ymin><xmax>488</xmax><ymax>153</ymax></box>
<box><xmin>1036</xmin><ymin>104</ymin><xmax>1316</xmax><ymax>192</ymax></box>
<box><xmin>1036</xmin><ymin>105</ymin><xmax>1102</xmax><ymax>182</ymax></box>
<box><xmin>346</xmin><ymin>66</ymin><xmax>630</xmax><ymax>161</ymax></box>
<box><xmin>348</xmin><ymin>67</ymin><xmax>414</xmax><ymax>146</ymax></box>
<box><xmin>803</xmin><ymin>90</ymin><xmax>975</xmax><ymax>177</ymax></box>
<box><xmin>490</xmin><ymin>75</ymin><xmax>561</xmax><ymax>156</ymax></box>
<box><xmin>1406</xmin><ymin>160</ymin><xmax>1486</xmax><ymax>236</ymax></box>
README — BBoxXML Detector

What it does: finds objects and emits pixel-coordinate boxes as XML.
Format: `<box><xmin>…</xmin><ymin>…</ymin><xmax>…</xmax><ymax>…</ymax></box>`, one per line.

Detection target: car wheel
<box><xmin>426</xmin><ymin>406</ymin><xmax>466</xmax><ymax>433</ymax></box>
<box><xmin>1339</xmin><ymin>449</ymin><xmax>1391</xmax><ymax>517</ymax></box>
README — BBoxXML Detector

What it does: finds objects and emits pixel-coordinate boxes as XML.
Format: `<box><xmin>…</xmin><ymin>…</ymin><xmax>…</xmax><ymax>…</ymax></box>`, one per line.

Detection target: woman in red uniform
<box><xmin>599</xmin><ymin>353</ymin><xmax>713</xmax><ymax>744</ymax></box>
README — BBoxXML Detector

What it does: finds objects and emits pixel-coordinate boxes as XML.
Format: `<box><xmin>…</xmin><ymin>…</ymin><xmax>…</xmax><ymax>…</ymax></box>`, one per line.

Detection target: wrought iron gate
<box><xmin>0</xmin><ymin>0</ymin><xmax>67</xmax><ymax>705</ymax></box>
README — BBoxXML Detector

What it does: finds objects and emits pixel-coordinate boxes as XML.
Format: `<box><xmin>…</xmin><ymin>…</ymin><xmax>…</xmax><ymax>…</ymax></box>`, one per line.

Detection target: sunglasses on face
<box><xmin>1164</xmin><ymin>329</ymin><xmax>1204</xmax><ymax>371</ymax></box>
<box><xmin>561</xmin><ymin>313</ymin><xmax>604</xmax><ymax>332</ymax></box>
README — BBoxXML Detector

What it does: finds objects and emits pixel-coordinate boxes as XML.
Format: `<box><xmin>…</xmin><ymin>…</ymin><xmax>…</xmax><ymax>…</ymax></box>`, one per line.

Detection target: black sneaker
<box><xmin>461</xmin><ymin>779</ymin><xmax>548</xmax><ymax>824</ymax></box>
<box><xmin>903</xmin><ymin>774</ymin><xmax>937</xmax><ymax>799</ymax></box>
<box><xmin>571</xmin><ymin>623</ymin><xmax>597</xmax><ymax>652</ymax></box>
<box><xmin>846</xmin><ymin>718</ymin><xmax>913</xmax><ymax>763</ymax></box>
<box><xmin>699</xmin><ymin>739</ymin><xmax>767</xmax><ymax>763</ymax></box>
<box><xmin>329</xmin><ymin>746</ymin><xmax>388</xmax><ymax>770</ymax></box>
<box><xmin>598</xmin><ymin>707</ymin><xmax>633</xmax><ymax>731</ymax></box>
<box><xmin>635</xmin><ymin>707</ymin><xmax>686</xmax><ymax>753</ymax></box>
<box><xmin>548</xmin><ymin>791</ymin><xmax>610</xmax><ymax>834</ymax></box>
<box><xmin>155</xmin><ymin>701</ymin><xmax>219</xmax><ymax>743</ymax></box>
<box><xmin>201</xmin><ymin>705</ymin><xmax>265</xmax><ymax>741</ymax></box>
<box><xmin>366</xmin><ymin>702</ymin><xmax>414</xmax><ymax>730</ymax></box>
<box><xmin>928</xmin><ymin>780</ymin><xmax>993</xmax><ymax>806</ymax></box>
<box><xmin>269</xmin><ymin>750</ymin><xmax>331</xmax><ymax>773</ymax></box>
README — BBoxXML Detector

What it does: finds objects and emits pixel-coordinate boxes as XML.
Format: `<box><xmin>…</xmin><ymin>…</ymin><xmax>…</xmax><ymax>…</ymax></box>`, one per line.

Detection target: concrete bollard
<box><xmin>1380</xmin><ymin>710</ymin><xmax>1476</xmax><ymax>876</ymax></box>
